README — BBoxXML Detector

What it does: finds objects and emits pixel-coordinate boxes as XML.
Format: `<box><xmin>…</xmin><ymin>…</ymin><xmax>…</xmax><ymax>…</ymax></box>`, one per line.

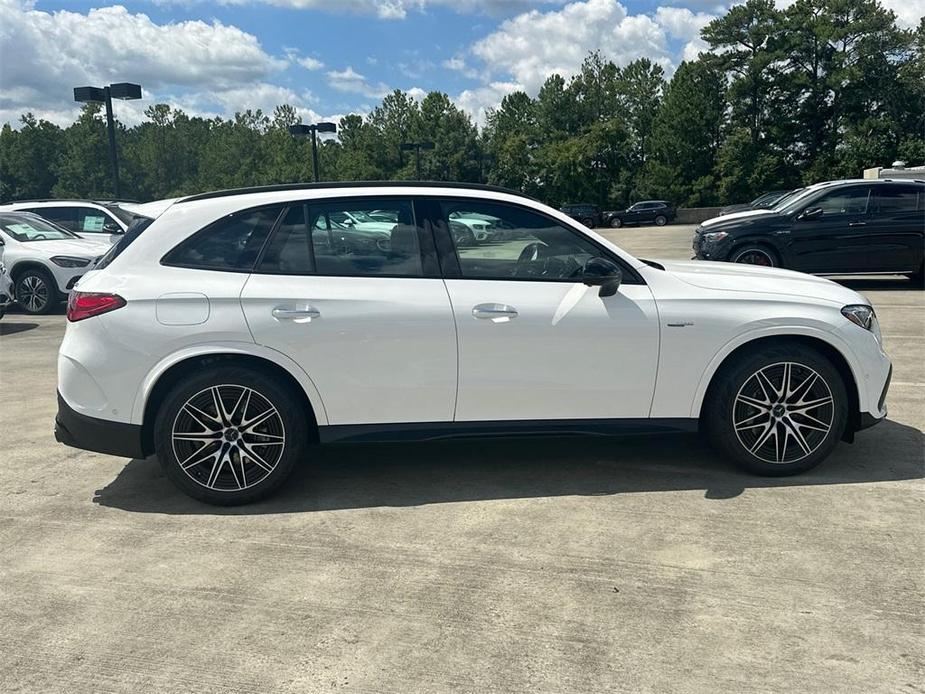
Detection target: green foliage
<box><xmin>0</xmin><ymin>0</ymin><xmax>919</xmax><ymax>208</ymax></box>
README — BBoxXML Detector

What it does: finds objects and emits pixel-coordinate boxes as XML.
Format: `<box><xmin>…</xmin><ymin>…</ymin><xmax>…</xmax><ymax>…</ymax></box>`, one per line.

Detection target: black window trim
<box><xmin>425</xmin><ymin>195</ymin><xmax>645</xmax><ymax>286</ymax></box>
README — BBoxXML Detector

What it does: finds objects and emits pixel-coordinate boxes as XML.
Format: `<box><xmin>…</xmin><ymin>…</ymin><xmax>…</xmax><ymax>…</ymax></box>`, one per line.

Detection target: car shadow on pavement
<box><xmin>0</xmin><ymin>321</ymin><xmax>39</xmax><ymax>336</ymax></box>
<box><xmin>833</xmin><ymin>277</ymin><xmax>921</xmax><ymax>291</ymax></box>
<box><xmin>93</xmin><ymin>419</ymin><xmax>924</xmax><ymax>515</ymax></box>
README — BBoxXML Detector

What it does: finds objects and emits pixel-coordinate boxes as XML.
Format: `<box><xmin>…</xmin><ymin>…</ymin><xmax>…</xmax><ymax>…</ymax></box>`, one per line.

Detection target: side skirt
<box><xmin>318</xmin><ymin>418</ymin><xmax>699</xmax><ymax>444</ymax></box>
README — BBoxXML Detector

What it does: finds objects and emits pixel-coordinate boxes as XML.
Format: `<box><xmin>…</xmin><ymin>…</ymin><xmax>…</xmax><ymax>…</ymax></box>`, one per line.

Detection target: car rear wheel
<box><xmin>704</xmin><ymin>343</ymin><xmax>848</xmax><ymax>476</ymax></box>
<box><xmin>654</xmin><ymin>215</ymin><xmax>667</xmax><ymax>226</ymax></box>
<box><xmin>15</xmin><ymin>268</ymin><xmax>57</xmax><ymax>315</ymax></box>
<box><xmin>581</xmin><ymin>217</ymin><xmax>595</xmax><ymax>228</ymax></box>
<box><xmin>731</xmin><ymin>245</ymin><xmax>778</xmax><ymax>267</ymax></box>
<box><xmin>609</xmin><ymin>217</ymin><xmax>622</xmax><ymax>228</ymax></box>
<box><xmin>154</xmin><ymin>366</ymin><xmax>308</xmax><ymax>505</ymax></box>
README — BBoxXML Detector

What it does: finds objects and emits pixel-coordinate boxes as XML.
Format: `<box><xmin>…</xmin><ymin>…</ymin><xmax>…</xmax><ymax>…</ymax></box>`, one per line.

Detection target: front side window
<box><xmin>872</xmin><ymin>185</ymin><xmax>924</xmax><ymax>214</ymax></box>
<box><xmin>256</xmin><ymin>198</ymin><xmax>424</xmax><ymax>277</ymax></box>
<box><xmin>809</xmin><ymin>187</ymin><xmax>870</xmax><ymax>216</ymax></box>
<box><xmin>441</xmin><ymin>200</ymin><xmax>605</xmax><ymax>281</ymax></box>
<box><xmin>76</xmin><ymin>208</ymin><xmax>120</xmax><ymax>234</ymax></box>
<box><xmin>25</xmin><ymin>206</ymin><xmax>78</xmax><ymax>232</ymax></box>
<box><xmin>163</xmin><ymin>206</ymin><xmax>282</xmax><ymax>271</ymax></box>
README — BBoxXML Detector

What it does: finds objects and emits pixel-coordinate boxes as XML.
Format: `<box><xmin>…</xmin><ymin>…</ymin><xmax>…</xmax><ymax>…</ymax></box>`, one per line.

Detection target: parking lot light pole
<box><xmin>400</xmin><ymin>141</ymin><xmax>435</xmax><ymax>179</ymax></box>
<box><xmin>73</xmin><ymin>83</ymin><xmax>142</xmax><ymax>198</ymax></box>
<box><xmin>289</xmin><ymin>122</ymin><xmax>337</xmax><ymax>182</ymax></box>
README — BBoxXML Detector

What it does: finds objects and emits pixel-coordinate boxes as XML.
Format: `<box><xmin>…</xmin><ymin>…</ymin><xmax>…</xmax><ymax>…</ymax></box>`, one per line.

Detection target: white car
<box><xmin>0</xmin><ymin>199</ymin><xmax>147</xmax><ymax>245</ymax></box>
<box><xmin>0</xmin><ymin>257</ymin><xmax>13</xmax><ymax>319</ymax></box>
<box><xmin>0</xmin><ymin>212</ymin><xmax>109</xmax><ymax>314</ymax></box>
<box><xmin>55</xmin><ymin>183</ymin><xmax>891</xmax><ymax>505</ymax></box>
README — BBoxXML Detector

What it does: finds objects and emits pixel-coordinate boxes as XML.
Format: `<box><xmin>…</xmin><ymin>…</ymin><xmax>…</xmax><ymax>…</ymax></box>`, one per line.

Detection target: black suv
<box><xmin>605</xmin><ymin>200</ymin><xmax>676</xmax><ymax>228</ymax></box>
<box><xmin>693</xmin><ymin>179</ymin><xmax>925</xmax><ymax>281</ymax></box>
<box><xmin>560</xmin><ymin>203</ymin><xmax>603</xmax><ymax>228</ymax></box>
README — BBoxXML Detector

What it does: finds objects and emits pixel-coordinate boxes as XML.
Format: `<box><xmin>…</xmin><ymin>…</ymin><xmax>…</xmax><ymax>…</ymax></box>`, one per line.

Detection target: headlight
<box><xmin>841</xmin><ymin>304</ymin><xmax>874</xmax><ymax>330</ymax></box>
<box><xmin>702</xmin><ymin>231</ymin><xmax>728</xmax><ymax>244</ymax></box>
<box><xmin>50</xmin><ymin>256</ymin><xmax>91</xmax><ymax>268</ymax></box>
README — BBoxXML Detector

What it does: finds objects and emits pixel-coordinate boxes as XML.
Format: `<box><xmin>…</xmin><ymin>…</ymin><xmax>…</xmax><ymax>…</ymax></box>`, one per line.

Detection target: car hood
<box><xmin>22</xmin><ymin>239</ymin><xmax>106</xmax><ymax>257</ymax></box>
<box><xmin>700</xmin><ymin>208</ymin><xmax>780</xmax><ymax>228</ymax></box>
<box><xmin>658</xmin><ymin>260</ymin><xmax>865</xmax><ymax>306</ymax></box>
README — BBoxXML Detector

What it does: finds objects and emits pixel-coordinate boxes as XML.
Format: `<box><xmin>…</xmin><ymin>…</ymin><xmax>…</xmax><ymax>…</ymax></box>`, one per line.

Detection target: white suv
<box><xmin>0</xmin><ymin>199</ymin><xmax>143</xmax><ymax>245</ymax></box>
<box><xmin>55</xmin><ymin>183</ymin><xmax>892</xmax><ymax>505</ymax></box>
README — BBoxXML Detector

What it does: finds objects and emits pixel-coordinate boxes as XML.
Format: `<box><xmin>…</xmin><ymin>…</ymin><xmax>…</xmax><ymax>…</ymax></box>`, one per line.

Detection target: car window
<box><xmin>810</xmin><ymin>187</ymin><xmax>870</xmax><ymax>216</ymax></box>
<box><xmin>162</xmin><ymin>206</ymin><xmax>282</xmax><ymax>271</ymax></box>
<box><xmin>441</xmin><ymin>200</ymin><xmax>603</xmax><ymax>281</ymax></box>
<box><xmin>0</xmin><ymin>214</ymin><xmax>77</xmax><ymax>242</ymax></box>
<box><xmin>24</xmin><ymin>206</ymin><xmax>78</xmax><ymax>232</ymax></box>
<box><xmin>872</xmin><ymin>186</ymin><xmax>924</xmax><ymax>214</ymax></box>
<box><xmin>309</xmin><ymin>199</ymin><xmax>422</xmax><ymax>277</ymax></box>
<box><xmin>76</xmin><ymin>208</ymin><xmax>119</xmax><ymax>234</ymax></box>
<box><xmin>258</xmin><ymin>205</ymin><xmax>314</xmax><ymax>275</ymax></box>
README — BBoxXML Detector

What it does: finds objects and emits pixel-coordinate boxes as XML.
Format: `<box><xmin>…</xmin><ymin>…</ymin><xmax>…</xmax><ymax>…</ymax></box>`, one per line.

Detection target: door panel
<box><xmin>867</xmin><ymin>185</ymin><xmax>925</xmax><ymax>272</ymax></box>
<box><xmin>446</xmin><ymin>280</ymin><xmax>659</xmax><ymax>420</ymax></box>
<box><xmin>788</xmin><ymin>185</ymin><xmax>872</xmax><ymax>272</ymax></box>
<box><xmin>241</xmin><ymin>276</ymin><xmax>457</xmax><ymax>425</ymax></box>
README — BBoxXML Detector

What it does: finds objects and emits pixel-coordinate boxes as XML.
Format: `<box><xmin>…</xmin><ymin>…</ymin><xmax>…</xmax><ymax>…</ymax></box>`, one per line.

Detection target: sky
<box><xmin>0</xmin><ymin>0</ymin><xmax>922</xmax><ymax>129</ymax></box>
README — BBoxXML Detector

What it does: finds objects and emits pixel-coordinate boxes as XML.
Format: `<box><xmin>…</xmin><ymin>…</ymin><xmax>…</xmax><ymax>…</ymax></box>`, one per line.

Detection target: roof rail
<box><xmin>176</xmin><ymin>181</ymin><xmax>537</xmax><ymax>204</ymax></box>
<box><xmin>0</xmin><ymin>198</ymin><xmax>140</xmax><ymax>205</ymax></box>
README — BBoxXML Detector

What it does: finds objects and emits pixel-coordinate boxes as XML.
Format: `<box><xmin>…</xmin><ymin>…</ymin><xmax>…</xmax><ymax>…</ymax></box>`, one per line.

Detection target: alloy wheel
<box><xmin>733</xmin><ymin>361</ymin><xmax>834</xmax><ymax>464</ymax></box>
<box><xmin>171</xmin><ymin>385</ymin><xmax>286</xmax><ymax>491</ymax></box>
<box><xmin>18</xmin><ymin>275</ymin><xmax>49</xmax><ymax>313</ymax></box>
<box><xmin>734</xmin><ymin>249</ymin><xmax>774</xmax><ymax>266</ymax></box>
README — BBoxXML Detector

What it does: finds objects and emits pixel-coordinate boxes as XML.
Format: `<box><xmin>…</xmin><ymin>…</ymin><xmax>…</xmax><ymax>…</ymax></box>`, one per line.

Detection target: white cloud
<box><xmin>326</xmin><ymin>66</ymin><xmax>391</xmax><ymax>99</ymax></box>
<box><xmin>407</xmin><ymin>87</ymin><xmax>428</xmax><ymax>101</ymax></box>
<box><xmin>297</xmin><ymin>56</ymin><xmax>325</xmax><ymax>70</ymax></box>
<box><xmin>442</xmin><ymin>56</ymin><xmax>480</xmax><ymax>79</ymax></box>
<box><xmin>204</xmin><ymin>0</ymin><xmax>552</xmax><ymax>20</ymax></box>
<box><xmin>454</xmin><ymin>81</ymin><xmax>523</xmax><ymax>126</ymax></box>
<box><xmin>654</xmin><ymin>6</ymin><xmax>715</xmax><ymax>41</ymax></box>
<box><xmin>0</xmin><ymin>0</ymin><xmax>298</xmax><ymax>126</ymax></box>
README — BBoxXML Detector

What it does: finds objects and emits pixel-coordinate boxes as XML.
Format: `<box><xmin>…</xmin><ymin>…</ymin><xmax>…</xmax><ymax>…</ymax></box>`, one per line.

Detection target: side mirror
<box><xmin>582</xmin><ymin>257</ymin><xmax>623</xmax><ymax>297</ymax></box>
<box><xmin>103</xmin><ymin>222</ymin><xmax>123</xmax><ymax>234</ymax></box>
<box><xmin>798</xmin><ymin>207</ymin><xmax>823</xmax><ymax>220</ymax></box>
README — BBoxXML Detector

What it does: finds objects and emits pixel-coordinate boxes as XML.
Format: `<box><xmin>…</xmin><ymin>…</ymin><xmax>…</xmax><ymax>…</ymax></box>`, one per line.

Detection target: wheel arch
<box><xmin>9</xmin><ymin>260</ymin><xmax>53</xmax><ymax>282</ymax></box>
<box><xmin>694</xmin><ymin>332</ymin><xmax>862</xmax><ymax>438</ymax></box>
<box><xmin>135</xmin><ymin>345</ymin><xmax>328</xmax><ymax>456</ymax></box>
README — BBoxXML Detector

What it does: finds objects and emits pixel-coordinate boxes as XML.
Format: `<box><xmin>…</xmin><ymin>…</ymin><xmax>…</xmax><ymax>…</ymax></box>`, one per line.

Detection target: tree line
<box><xmin>1</xmin><ymin>0</ymin><xmax>922</xmax><ymax>209</ymax></box>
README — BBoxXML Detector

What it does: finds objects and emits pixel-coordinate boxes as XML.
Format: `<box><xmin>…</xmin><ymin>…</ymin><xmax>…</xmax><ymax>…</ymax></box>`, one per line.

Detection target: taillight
<box><xmin>66</xmin><ymin>291</ymin><xmax>126</xmax><ymax>322</ymax></box>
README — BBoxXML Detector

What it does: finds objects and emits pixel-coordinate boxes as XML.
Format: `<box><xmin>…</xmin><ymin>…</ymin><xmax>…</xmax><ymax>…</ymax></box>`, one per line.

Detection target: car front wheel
<box><xmin>609</xmin><ymin>217</ymin><xmax>622</xmax><ymax>228</ymax></box>
<box><xmin>654</xmin><ymin>215</ymin><xmax>667</xmax><ymax>226</ymax></box>
<box><xmin>705</xmin><ymin>343</ymin><xmax>848</xmax><ymax>476</ymax></box>
<box><xmin>15</xmin><ymin>268</ymin><xmax>57</xmax><ymax>314</ymax></box>
<box><xmin>731</xmin><ymin>245</ymin><xmax>778</xmax><ymax>267</ymax></box>
<box><xmin>154</xmin><ymin>366</ymin><xmax>308</xmax><ymax>505</ymax></box>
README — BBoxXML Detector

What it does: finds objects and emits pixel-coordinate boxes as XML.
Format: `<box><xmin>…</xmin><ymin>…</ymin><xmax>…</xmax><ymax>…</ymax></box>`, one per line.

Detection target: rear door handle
<box><xmin>849</xmin><ymin>221</ymin><xmax>866</xmax><ymax>227</ymax></box>
<box><xmin>472</xmin><ymin>303</ymin><xmax>518</xmax><ymax>322</ymax></box>
<box><xmin>272</xmin><ymin>306</ymin><xmax>321</xmax><ymax>320</ymax></box>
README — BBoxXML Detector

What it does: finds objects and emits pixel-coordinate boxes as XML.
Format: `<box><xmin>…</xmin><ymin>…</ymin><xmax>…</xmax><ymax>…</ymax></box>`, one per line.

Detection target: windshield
<box><xmin>772</xmin><ymin>187</ymin><xmax>816</xmax><ymax>214</ymax></box>
<box><xmin>0</xmin><ymin>214</ymin><xmax>77</xmax><ymax>242</ymax></box>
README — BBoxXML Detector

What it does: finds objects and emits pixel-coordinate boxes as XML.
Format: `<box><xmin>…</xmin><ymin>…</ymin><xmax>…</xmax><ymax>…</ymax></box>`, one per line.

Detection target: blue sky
<box><xmin>1</xmin><ymin>0</ymin><xmax>920</xmax><ymax>128</ymax></box>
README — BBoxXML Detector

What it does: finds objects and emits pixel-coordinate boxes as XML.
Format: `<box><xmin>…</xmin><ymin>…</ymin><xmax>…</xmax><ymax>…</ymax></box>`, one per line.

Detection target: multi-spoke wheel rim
<box><xmin>19</xmin><ymin>275</ymin><xmax>48</xmax><ymax>312</ymax></box>
<box><xmin>172</xmin><ymin>385</ymin><xmax>285</xmax><ymax>492</ymax></box>
<box><xmin>733</xmin><ymin>362</ymin><xmax>834</xmax><ymax>464</ymax></box>
<box><xmin>734</xmin><ymin>249</ymin><xmax>773</xmax><ymax>266</ymax></box>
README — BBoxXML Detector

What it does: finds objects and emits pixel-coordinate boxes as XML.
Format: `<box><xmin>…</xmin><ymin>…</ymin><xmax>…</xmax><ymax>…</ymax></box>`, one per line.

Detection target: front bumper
<box><xmin>55</xmin><ymin>392</ymin><xmax>146</xmax><ymax>459</ymax></box>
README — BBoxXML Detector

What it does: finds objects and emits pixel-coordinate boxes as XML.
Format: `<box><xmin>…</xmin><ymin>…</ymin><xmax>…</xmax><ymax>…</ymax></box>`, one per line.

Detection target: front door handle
<box><xmin>848</xmin><ymin>221</ymin><xmax>866</xmax><ymax>227</ymax></box>
<box><xmin>272</xmin><ymin>306</ymin><xmax>321</xmax><ymax>321</ymax></box>
<box><xmin>472</xmin><ymin>303</ymin><xmax>518</xmax><ymax>322</ymax></box>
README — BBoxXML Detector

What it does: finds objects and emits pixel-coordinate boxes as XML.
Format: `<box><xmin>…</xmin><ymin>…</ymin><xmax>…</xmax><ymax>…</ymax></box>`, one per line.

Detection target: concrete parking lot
<box><xmin>0</xmin><ymin>224</ymin><xmax>922</xmax><ymax>693</ymax></box>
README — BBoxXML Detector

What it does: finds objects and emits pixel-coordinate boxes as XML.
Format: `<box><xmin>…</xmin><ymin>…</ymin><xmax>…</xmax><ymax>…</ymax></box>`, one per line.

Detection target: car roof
<box><xmin>177</xmin><ymin>181</ymin><xmax>539</xmax><ymax>205</ymax></box>
<box><xmin>0</xmin><ymin>199</ymin><xmax>114</xmax><ymax>208</ymax></box>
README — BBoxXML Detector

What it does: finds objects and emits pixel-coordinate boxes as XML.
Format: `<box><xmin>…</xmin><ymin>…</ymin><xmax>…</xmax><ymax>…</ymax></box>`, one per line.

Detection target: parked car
<box><xmin>720</xmin><ymin>190</ymin><xmax>793</xmax><ymax>216</ymax></box>
<box><xmin>605</xmin><ymin>201</ymin><xmax>676</xmax><ymax>228</ymax></box>
<box><xmin>0</xmin><ymin>199</ymin><xmax>149</xmax><ymax>245</ymax></box>
<box><xmin>0</xmin><ymin>212</ymin><xmax>108</xmax><ymax>314</ymax></box>
<box><xmin>55</xmin><ymin>182</ymin><xmax>891</xmax><ymax>505</ymax></box>
<box><xmin>693</xmin><ymin>179</ymin><xmax>924</xmax><ymax>282</ymax></box>
<box><xmin>0</xmin><ymin>258</ymin><xmax>13</xmax><ymax>320</ymax></box>
<box><xmin>560</xmin><ymin>203</ymin><xmax>603</xmax><ymax>228</ymax></box>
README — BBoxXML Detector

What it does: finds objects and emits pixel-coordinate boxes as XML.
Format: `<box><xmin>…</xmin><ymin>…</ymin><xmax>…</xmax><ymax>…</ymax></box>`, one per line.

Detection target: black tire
<box><xmin>730</xmin><ymin>244</ymin><xmax>779</xmax><ymax>268</ymax></box>
<box><xmin>654</xmin><ymin>215</ymin><xmax>667</xmax><ymax>226</ymax></box>
<box><xmin>154</xmin><ymin>366</ymin><xmax>308</xmax><ymax>505</ymax></box>
<box><xmin>609</xmin><ymin>217</ymin><xmax>622</xmax><ymax>228</ymax></box>
<box><xmin>15</xmin><ymin>267</ymin><xmax>57</xmax><ymax>315</ymax></box>
<box><xmin>581</xmin><ymin>217</ymin><xmax>595</xmax><ymax>228</ymax></box>
<box><xmin>704</xmin><ymin>342</ymin><xmax>849</xmax><ymax>476</ymax></box>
